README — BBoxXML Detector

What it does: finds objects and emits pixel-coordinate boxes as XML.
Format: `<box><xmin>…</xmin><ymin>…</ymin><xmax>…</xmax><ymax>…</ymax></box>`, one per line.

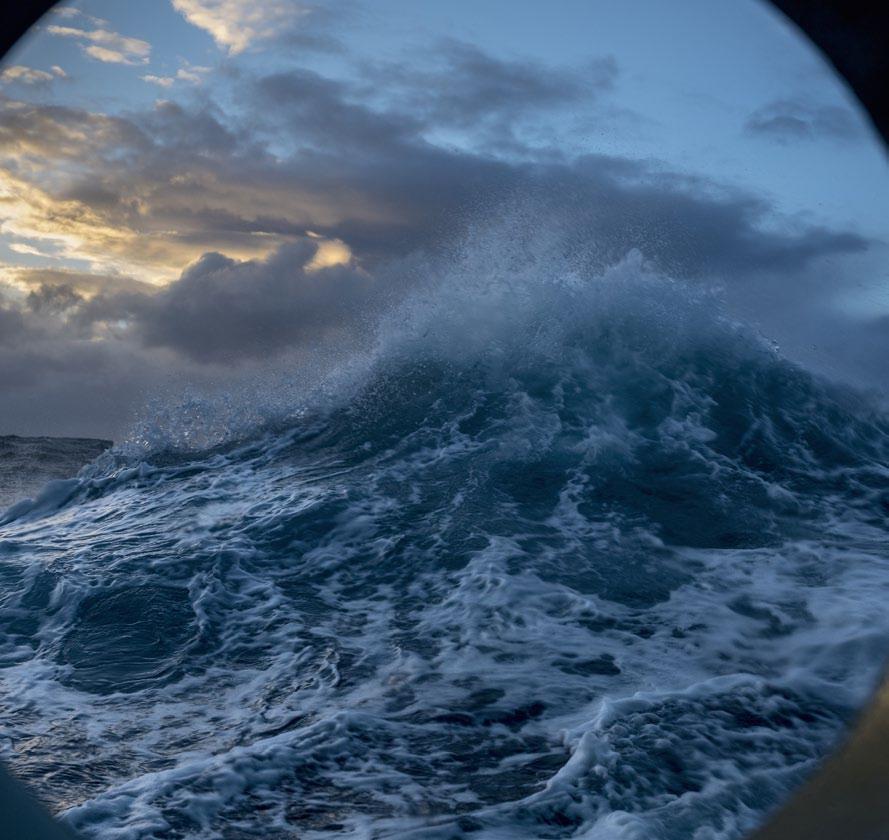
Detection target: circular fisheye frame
<box><xmin>0</xmin><ymin>2</ymin><xmax>887</xmax><ymax>839</ymax></box>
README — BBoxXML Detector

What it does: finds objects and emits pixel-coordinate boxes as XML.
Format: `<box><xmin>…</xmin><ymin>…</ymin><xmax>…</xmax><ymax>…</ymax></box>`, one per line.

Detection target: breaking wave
<box><xmin>2</xmin><ymin>230</ymin><xmax>889</xmax><ymax>839</ymax></box>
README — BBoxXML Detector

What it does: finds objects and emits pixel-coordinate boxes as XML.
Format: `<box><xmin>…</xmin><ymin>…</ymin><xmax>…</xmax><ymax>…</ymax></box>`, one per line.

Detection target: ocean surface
<box><xmin>0</xmin><ymin>437</ymin><xmax>112</xmax><ymax>512</ymax></box>
<box><xmin>2</xmin><ymin>251</ymin><xmax>889</xmax><ymax>840</ymax></box>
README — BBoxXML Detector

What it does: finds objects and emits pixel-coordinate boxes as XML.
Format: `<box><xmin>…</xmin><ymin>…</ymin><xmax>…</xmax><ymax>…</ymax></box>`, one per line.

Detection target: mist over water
<box><xmin>2</xmin><ymin>220</ymin><xmax>889</xmax><ymax>839</ymax></box>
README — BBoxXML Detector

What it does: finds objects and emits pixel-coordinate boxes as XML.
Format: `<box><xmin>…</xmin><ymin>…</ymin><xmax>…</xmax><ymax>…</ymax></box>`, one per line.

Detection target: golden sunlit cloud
<box><xmin>9</xmin><ymin>242</ymin><xmax>48</xmax><ymax>256</ymax></box>
<box><xmin>305</xmin><ymin>235</ymin><xmax>353</xmax><ymax>271</ymax></box>
<box><xmin>0</xmin><ymin>264</ymin><xmax>154</xmax><ymax>299</ymax></box>
<box><xmin>0</xmin><ymin>170</ymin><xmax>173</xmax><ymax>284</ymax></box>
<box><xmin>0</xmin><ymin>156</ymin><xmax>365</xmax><ymax>286</ymax></box>
<box><xmin>0</xmin><ymin>94</ymin><xmax>408</xmax><ymax>291</ymax></box>
<box><xmin>46</xmin><ymin>24</ymin><xmax>151</xmax><ymax>66</ymax></box>
<box><xmin>171</xmin><ymin>0</ymin><xmax>309</xmax><ymax>54</ymax></box>
<box><xmin>0</xmin><ymin>65</ymin><xmax>65</xmax><ymax>85</ymax></box>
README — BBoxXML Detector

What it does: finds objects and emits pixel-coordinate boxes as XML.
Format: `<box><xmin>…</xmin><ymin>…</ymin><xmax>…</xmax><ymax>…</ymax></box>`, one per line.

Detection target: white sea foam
<box><xmin>1</xmin><ymin>228</ymin><xmax>888</xmax><ymax>838</ymax></box>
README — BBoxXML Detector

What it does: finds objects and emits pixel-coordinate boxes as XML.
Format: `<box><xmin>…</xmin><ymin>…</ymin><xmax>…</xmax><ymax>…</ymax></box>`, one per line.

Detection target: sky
<box><xmin>0</xmin><ymin>0</ymin><xmax>888</xmax><ymax>438</ymax></box>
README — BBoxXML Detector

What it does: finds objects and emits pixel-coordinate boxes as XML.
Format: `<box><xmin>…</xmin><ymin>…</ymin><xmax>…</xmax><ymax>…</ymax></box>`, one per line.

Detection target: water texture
<box><xmin>2</xmin><ymin>244</ymin><xmax>889</xmax><ymax>840</ymax></box>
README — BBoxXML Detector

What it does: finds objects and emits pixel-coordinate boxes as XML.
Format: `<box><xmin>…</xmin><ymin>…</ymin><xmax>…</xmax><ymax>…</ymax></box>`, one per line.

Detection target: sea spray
<box><xmin>2</xmin><ymin>228</ymin><xmax>889</xmax><ymax>839</ymax></box>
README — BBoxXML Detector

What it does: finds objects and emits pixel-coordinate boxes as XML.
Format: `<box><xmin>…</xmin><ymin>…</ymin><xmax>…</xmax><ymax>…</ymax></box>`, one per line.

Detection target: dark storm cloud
<box><xmin>245</xmin><ymin>68</ymin><xmax>869</xmax><ymax>273</ymax></box>
<box><xmin>132</xmin><ymin>242</ymin><xmax>374</xmax><ymax>363</ymax></box>
<box><xmin>26</xmin><ymin>283</ymin><xmax>84</xmax><ymax>314</ymax></box>
<box><xmin>744</xmin><ymin>99</ymin><xmax>860</xmax><ymax>143</ymax></box>
<box><xmin>1</xmin><ymin>56</ymin><xmax>870</xmax><ymax>282</ymax></box>
<box><xmin>137</xmin><ymin>100</ymin><xmax>246</xmax><ymax>155</ymax></box>
<box><xmin>7</xmin><ymin>267</ymin><xmax>155</xmax><ymax>298</ymax></box>
<box><xmin>555</xmin><ymin>160</ymin><xmax>870</xmax><ymax>277</ymax></box>
<box><xmin>66</xmin><ymin>187</ymin><xmax>869</xmax><ymax>372</ymax></box>
<box><xmin>254</xmin><ymin>69</ymin><xmax>423</xmax><ymax>154</ymax></box>
<box><xmin>0</xmin><ymin>96</ymin><xmax>148</xmax><ymax>161</ymax></box>
<box><xmin>75</xmin><ymin>239</ymin><xmax>378</xmax><ymax>364</ymax></box>
<box><xmin>359</xmin><ymin>40</ymin><xmax>617</xmax><ymax>135</ymax></box>
<box><xmin>0</xmin><ymin>324</ymin><xmax>169</xmax><ymax>436</ymax></box>
<box><xmin>2</xmin><ymin>75</ymin><xmax>873</xmax><ymax>329</ymax></box>
<box><xmin>0</xmin><ymin>304</ymin><xmax>26</xmax><ymax>346</ymax></box>
<box><xmin>0</xmin><ymin>43</ymin><xmax>878</xmax><ymax>437</ymax></box>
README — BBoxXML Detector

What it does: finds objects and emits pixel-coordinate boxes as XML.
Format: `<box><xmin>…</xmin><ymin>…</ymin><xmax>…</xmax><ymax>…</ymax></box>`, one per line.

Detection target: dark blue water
<box><xmin>2</xmin><ymin>251</ymin><xmax>889</xmax><ymax>839</ymax></box>
<box><xmin>0</xmin><ymin>437</ymin><xmax>111</xmax><ymax>511</ymax></box>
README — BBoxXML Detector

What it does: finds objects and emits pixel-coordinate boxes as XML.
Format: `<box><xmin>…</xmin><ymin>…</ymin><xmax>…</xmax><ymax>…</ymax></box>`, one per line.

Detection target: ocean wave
<box><xmin>2</xmin><ymin>235</ymin><xmax>888</xmax><ymax>838</ymax></box>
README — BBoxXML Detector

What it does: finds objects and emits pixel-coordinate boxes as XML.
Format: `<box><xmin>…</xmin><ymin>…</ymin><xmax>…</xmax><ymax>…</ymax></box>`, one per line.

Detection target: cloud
<box><xmin>141</xmin><ymin>74</ymin><xmax>175</xmax><ymax>88</ymax></box>
<box><xmin>744</xmin><ymin>99</ymin><xmax>860</xmax><ymax>143</ymax></box>
<box><xmin>50</xmin><ymin>6</ymin><xmax>107</xmax><ymax>26</ymax></box>
<box><xmin>80</xmin><ymin>239</ymin><xmax>375</xmax><ymax>363</ymax></box>
<box><xmin>175</xmin><ymin>64</ymin><xmax>211</xmax><ymax>84</ymax></box>
<box><xmin>0</xmin><ymin>99</ymin><xmax>228</xmax><ymax>281</ymax></box>
<box><xmin>26</xmin><ymin>282</ymin><xmax>84</xmax><ymax>314</ymax></box>
<box><xmin>1</xmin><ymin>266</ymin><xmax>155</xmax><ymax>299</ymax></box>
<box><xmin>51</xmin><ymin>6</ymin><xmax>81</xmax><ymax>18</ymax></box>
<box><xmin>0</xmin><ymin>65</ymin><xmax>66</xmax><ymax>86</ymax></box>
<box><xmin>0</xmin><ymin>57</ymin><xmax>870</xmax><ymax>293</ymax></box>
<box><xmin>46</xmin><ymin>24</ymin><xmax>151</xmax><ymax>66</ymax></box>
<box><xmin>0</xmin><ymin>218</ymin><xmax>878</xmax><ymax>440</ymax></box>
<box><xmin>0</xmin><ymin>302</ymin><xmax>26</xmax><ymax>346</ymax></box>
<box><xmin>0</xmin><ymin>239</ymin><xmax>376</xmax><ymax>437</ymax></box>
<box><xmin>9</xmin><ymin>243</ymin><xmax>45</xmax><ymax>256</ymax></box>
<box><xmin>0</xmin><ymin>43</ymin><xmax>879</xmax><ymax>438</ymax></box>
<box><xmin>246</xmin><ymin>68</ymin><xmax>868</xmax><ymax>272</ymax></box>
<box><xmin>141</xmin><ymin>65</ymin><xmax>210</xmax><ymax>88</ymax></box>
<box><xmin>362</xmin><ymin>41</ymin><xmax>617</xmax><ymax>145</ymax></box>
<box><xmin>0</xmin><ymin>99</ymin><xmax>147</xmax><ymax>161</ymax></box>
<box><xmin>0</xmin><ymin>309</ymin><xmax>170</xmax><ymax>437</ymax></box>
<box><xmin>171</xmin><ymin>0</ymin><xmax>310</xmax><ymax>54</ymax></box>
<box><xmin>306</xmin><ymin>234</ymin><xmax>352</xmax><ymax>270</ymax></box>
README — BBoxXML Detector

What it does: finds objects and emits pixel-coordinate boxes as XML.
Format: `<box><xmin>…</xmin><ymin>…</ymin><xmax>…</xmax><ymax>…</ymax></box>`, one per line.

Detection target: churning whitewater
<box><xmin>2</xmin><ymin>236</ymin><xmax>889</xmax><ymax>840</ymax></box>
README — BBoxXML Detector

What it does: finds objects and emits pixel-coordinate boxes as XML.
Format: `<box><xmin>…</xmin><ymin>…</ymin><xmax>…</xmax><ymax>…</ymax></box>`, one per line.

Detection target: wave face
<box><xmin>2</xmin><ymin>244</ymin><xmax>889</xmax><ymax>840</ymax></box>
